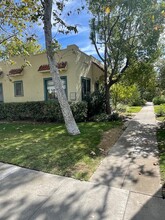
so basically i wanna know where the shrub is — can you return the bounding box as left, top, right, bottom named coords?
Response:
left=70, top=101, right=87, bottom=122
left=85, top=90, right=106, bottom=118
left=131, top=98, right=146, bottom=106
left=116, top=104, right=127, bottom=113
left=156, top=104, right=165, bottom=117
left=90, top=113, right=110, bottom=122
left=90, top=112, right=120, bottom=122
left=0, top=101, right=87, bottom=122
left=41, top=101, right=62, bottom=122
left=111, top=83, right=143, bottom=107
left=153, top=96, right=165, bottom=105
left=109, top=112, right=120, bottom=121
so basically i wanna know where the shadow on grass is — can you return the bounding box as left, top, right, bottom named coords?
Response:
left=0, top=104, right=164, bottom=220
left=0, top=122, right=121, bottom=180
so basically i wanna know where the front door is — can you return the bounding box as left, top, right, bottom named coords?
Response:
left=0, top=84, right=4, bottom=102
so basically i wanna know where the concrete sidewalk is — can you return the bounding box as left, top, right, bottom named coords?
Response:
left=0, top=103, right=165, bottom=220
left=90, top=103, right=161, bottom=196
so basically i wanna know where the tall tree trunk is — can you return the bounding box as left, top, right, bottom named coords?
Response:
left=105, top=84, right=111, bottom=114
left=104, top=61, right=111, bottom=115
left=43, top=0, right=80, bottom=135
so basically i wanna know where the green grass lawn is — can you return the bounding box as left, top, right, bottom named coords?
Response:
left=154, top=104, right=165, bottom=121
left=157, top=126, right=165, bottom=182
left=126, top=106, right=142, bottom=114
left=0, top=121, right=122, bottom=180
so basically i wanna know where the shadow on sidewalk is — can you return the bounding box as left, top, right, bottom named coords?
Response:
left=0, top=167, right=128, bottom=220
left=124, top=189, right=165, bottom=220
left=90, top=120, right=161, bottom=195
left=0, top=165, right=164, bottom=220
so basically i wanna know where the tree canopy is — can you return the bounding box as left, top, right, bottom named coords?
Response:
left=88, top=0, right=165, bottom=113
left=0, top=0, right=41, bottom=59
left=157, top=60, right=165, bottom=93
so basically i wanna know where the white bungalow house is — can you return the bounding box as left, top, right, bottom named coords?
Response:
left=0, top=44, right=104, bottom=103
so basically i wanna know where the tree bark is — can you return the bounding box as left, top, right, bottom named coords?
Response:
left=105, top=84, right=111, bottom=114
left=104, top=57, right=111, bottom=114
left=42, top=0, right=80, bottom=135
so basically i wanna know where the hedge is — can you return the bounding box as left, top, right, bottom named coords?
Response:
left=0, top=101, right=88, bottom=122
left=153, top=95, right=165, bottom=105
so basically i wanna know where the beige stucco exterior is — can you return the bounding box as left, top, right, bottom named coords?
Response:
left=0, top=45, right=104, bottom=103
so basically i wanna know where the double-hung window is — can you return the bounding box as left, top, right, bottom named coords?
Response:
left=14, top=81, right=24, bottom=97
left=81, top=77, right=91, bottom=101
left=44, top=77, right=67, bottom=101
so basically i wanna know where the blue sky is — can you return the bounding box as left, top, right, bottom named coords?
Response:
left=36, top=0, right=98, bottom=58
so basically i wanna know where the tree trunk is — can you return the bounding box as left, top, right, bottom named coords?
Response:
left=104, top=61, right=111, bottom=115
left=105, top=84, right=111, bottom=114
left=43, top=0, right=80, bottom=135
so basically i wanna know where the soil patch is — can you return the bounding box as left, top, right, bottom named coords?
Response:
left=98, top=126, right=124, bottom=155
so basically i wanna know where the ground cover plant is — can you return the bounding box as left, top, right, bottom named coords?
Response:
left=0, top=122, right=122, bottom=180
left=154, top=104, right=165, bottom=121
left=156, top=123, right=165, bottom=182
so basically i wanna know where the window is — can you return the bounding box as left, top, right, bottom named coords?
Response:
left=46, top=80, right=56, bottom=100
left=14, top=81, right=24, bottom=96
left=44, top=77, right=67, bottom=101
left=0, top=83, right=4, bottom=102
left=81, top=77, right=91, bottom=101
left=95, top=81, right=99, bottom=91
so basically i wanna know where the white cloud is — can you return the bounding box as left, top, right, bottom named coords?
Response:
left=80, top=44, right=93, bottom=54
left=77, top=25, right=89, bottom=33
left=80, top=44, right=103, bottom=58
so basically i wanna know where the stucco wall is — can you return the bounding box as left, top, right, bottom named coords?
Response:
left=0, top=45, right=104, bottom=103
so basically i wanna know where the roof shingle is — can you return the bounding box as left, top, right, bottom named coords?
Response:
left=38, top=62, right=67, bottom=72
left=9, top=68, right=23, bottom=76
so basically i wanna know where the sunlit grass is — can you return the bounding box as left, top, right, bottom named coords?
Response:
left=0, top=121, right=122, bottom=180
left=126, top=106, right=142, bottom=114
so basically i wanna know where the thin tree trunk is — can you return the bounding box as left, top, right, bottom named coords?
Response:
left=105, top=84, right=111, bottom=114
left=104, top=61, right=111, bottom=115
left=43, top=0, right=80, bottom=135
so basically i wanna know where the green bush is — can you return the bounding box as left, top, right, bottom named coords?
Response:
left=156, top=104, right=165, bottom=117
left=85, top=90, right=106, bottom=118
left=90, top=113, right=110, bottom=122
left=0, top=101, right=87, bottom=122
left=111, top=83, right=144, bottom=107
left=70, top=101, right=87, bottom=122
left=116, top=104, right=127, bottom=113
left=153, top=96, right=165, bottom=105
left=109, top=112, right=120, bottom=121
left=90, top=112, right=120, bottom=122
left=131, top=98, right=146, bottom=106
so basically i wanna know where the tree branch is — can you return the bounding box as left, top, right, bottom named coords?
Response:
left=107, top=15, right=119, bottom=43
left=92, top=37, right=105, bottom=63
left=121, top=58, right=129, bottom=74
left=0, top=33, right=17, bottom=45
